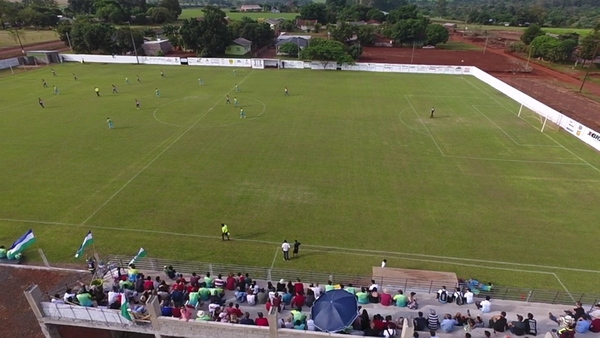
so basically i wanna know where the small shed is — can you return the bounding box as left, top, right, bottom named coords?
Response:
left=142, top=39, right=172, bottom=56
left=226, top=38, right=252, bottom=56
left=26, top=50, right=61, bottom=64
left=276, top=37, right=309, bottom=55
left=240, top=5, right=262, bottom=12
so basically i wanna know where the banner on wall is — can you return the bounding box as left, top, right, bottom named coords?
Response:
left=252, top=59, right=264, bottom=69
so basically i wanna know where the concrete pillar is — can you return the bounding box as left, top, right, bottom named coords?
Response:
left=146, top=295, right=162, bottom=335
left=23, top=284, right=62, bottom=338
left=267, top=307, right=278, bottom=338
left=400, top=317, right=414, bottom=338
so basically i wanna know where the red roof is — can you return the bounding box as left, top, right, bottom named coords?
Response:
left=296, top=19, right=317, bottom=26
left=367, top=19, right=381, bottom=25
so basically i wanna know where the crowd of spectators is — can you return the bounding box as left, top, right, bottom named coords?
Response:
left=48, top=265, right=600, bottom=337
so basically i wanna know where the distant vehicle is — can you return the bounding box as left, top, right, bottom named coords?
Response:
left=422, top=45, right=435, bottom=49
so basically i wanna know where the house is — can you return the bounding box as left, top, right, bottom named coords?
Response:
left=225, top=38, right=252, bottom=56
left=367, top=19, right=381, bottom=26
left=296, top=19, right=317, bottom=31
left=276, top=37, right=309, bottom=55
left=265, top=18, right=284, bottom=30
left=348, top=21, right=367, bottom=27
left=142, top=39, right=172, bottom=56
left=374, top=33, right=393, bottom=47
left=443, top=23, right=457, bottom=32
left=240, top=5, right=262, bottom=12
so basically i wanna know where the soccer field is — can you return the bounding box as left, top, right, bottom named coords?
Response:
left=1, top=64, right=599, bottom=292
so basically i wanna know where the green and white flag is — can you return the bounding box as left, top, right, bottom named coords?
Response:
left=120, top=293, right=132, bottom=321
left=129, top=247, right=146, bottom=265
left=74, top=231, right=93, bottom=258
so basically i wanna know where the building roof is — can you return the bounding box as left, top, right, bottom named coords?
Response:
left=240, top=5, right=262, bottom=10
left=348, top=21, right=367, bottom=26
left=276, top=37, right=309, bottom=48
left=366, top=19, right=381, bottom=25
left=296, top=19, right=317, bottom=26
left=231, top=37, right=252, bottom=47
left=277, top=33, right=312, bottom=41
left=265, top=18, right=283, bottom=25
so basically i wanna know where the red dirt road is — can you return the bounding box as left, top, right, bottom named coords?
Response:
left=0, top=40, right=67, bottom=59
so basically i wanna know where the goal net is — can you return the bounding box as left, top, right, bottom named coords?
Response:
left=518, top=105, right=559, bottom=132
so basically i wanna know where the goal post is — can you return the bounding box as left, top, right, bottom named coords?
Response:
left=518, top=104, right=559, bottom=132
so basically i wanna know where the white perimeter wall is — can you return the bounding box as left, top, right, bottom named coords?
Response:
left=58, top=54, right=600, bottom=152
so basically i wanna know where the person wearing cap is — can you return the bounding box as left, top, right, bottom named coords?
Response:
left=281, top=240, right=291, bottom=261
left=196, top=310, right=211, bottom=321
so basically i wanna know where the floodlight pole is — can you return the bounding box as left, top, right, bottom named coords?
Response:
left=411, top=41, right=415, bottom=64
left=579, top=41, right=600, bottom=93
left=65, top=31, right=73, bottom=51
left=128, top=22, right=140, bottom=64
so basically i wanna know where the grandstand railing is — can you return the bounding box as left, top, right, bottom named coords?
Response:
left=101, top=254, right=599, bottom=307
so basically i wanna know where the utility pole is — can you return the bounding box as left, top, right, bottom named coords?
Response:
left=483, top=35, right=489, bottom=54
left=525, top=45, right=534, bottom=71
left=411, top=41, right=416, bottom=64
left=128, top=22, right=140, bottom=64
left=65, top=31, right=73, bottom=51
left=579, top=41, right=600, bottom=93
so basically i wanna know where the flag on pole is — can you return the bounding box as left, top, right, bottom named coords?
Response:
left=74, top=231, right=93, bottom=258
left=7, top=229, right=36, bottom=259
left=129, top=247, right=146, bottom=265
left=120, top=293, right=132, bottom=321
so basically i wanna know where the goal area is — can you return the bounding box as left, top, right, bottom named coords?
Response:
left=517, top=104, right=560, bottom=132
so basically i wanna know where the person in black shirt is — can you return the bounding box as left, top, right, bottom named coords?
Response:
left=524, top=313, right=537, bottom=336
left=509, top=314, right=526, bottom=336
left=413, top=311, right=428, bottom=331
left=364, top=321, right=380, bottom=337
left=293, top=240, right=301, bottom=258
left=489, top=311, right=509, bottom=333
left=564, top=302, right=587, bottom=320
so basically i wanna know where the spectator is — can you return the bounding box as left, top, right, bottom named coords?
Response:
left=282, top=240, right=291, bottom=261
left=190, top=272, right=200, bottom=285
left=325, top=280, right=335, bottom=292
left=76, top=288, right=93, bottom=307
left=356, top=287, right=369, bottom=304
left=436, top=286, right=448, bottom=304
left=51, top=294, right=64, bottom=304
left=558, top=324, right=575, bottom=338
left=589, top=304, right=600, bottom=319
left=360, top=309, right=371, bottom=331
left=305, top=288, right=315, bottom=307
left=291, top=307, right=306, bottom=323
left=276, top=279, right=286, bottom=292
left=369, top=279, right=379, bottom=291
left=427, top=309, right=440, bottom=331
left=235, top=286, right=247, bottom=303
left=160, top=300, right=173, bottom=316
left=287, top=281, right=294, bottom=294
left=414, top=311, right=428, bottom=331
left=307, top=315, right=316, bottom=331
left=346, top=283, right=356, bottom=295
left=294, top=320, right=306, bottom=330
left=476, top=296, right=492, bottom=313
left=164, top=265, right=176, bottom=280
left=187, top=288, right=200, bottom=309
left=284, top=317, right=294, bottom=329
left=549, top=313, right=575, bottom=329
left=381, top=259, right=387, bottom=268
left=575, top=317, right=591, bottom=333
left=310, top=283, right=321, bottom=298
left=171, top=304, right=182, bottom=318
left=464, top=289, right=474, bottom=304
left=143, top=276, right=154, bottom=291
left=489, top=311, right=508, bottom=333
left=429, top=330, right=439, bottom=338
left=282, top=290, right=292, bottom=305
left=63, top=288, right=75, bottom=303
left=524, top=313, right=537, bottom=335
left=246, top=289, right=256, bottom=305
left=364, top=321, right=381, bottom=337
left=198, top=283, right=210, bottom=302
left=393, top=290, right=407, bottom=307
left=294, top=278, right=305, bottom=295
left=407, top=292, right=418, bottom=309
left=240, top=312, right=255, bottom=325
left=380, top=289, right=392, bottom=306
left=256, top=288, right=267, bottom=304
left=453, top=287, right=465, bottom=305
left=368, top=288, right=380, bottom=304
left=195, top=310, right=210, bottom=321
left=291, top=292, right=304, bottom=309
left=204, top=272, right=213, bottom=287
left=255, top=312, right=269, bottom=326
left=272, top=293, right=282, bottom=312
left=509, top=314, right=526, bottom=336
left=440, top=313, right=458, bottom=333
left=372, top=314, right=386, bottom=332
left=453, top=312, right=467, bottom=326
left=244, top=273, right=253, bottom=289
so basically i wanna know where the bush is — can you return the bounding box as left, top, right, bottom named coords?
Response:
left=155, top=50, right=164, bottom=56
left=506, top=41, right=527, bottom=53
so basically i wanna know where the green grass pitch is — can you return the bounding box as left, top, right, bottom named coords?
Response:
left=1, top=63, right=599, bottom=292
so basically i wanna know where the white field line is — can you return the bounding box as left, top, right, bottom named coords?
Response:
left=471, top=105, right=561, bottom=148
left=463, top=77, right=600, bottom=173
left=0, top=263, right=88, bottom=273
left=552, top=273, right=575, bottom=302
left=2, top=217, right=600, bottom=275
left=398, top=108, right=428, bottom=135
left=406, top=95, right=487, bottom=99
left=270, top=247, right=279, bottom=269
left=80, top=71, right=255, bottom=225
left=404, top=95, right=584, bottom=166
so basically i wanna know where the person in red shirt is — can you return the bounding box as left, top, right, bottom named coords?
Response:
left=143, top=276, right=154, bottom=291
left=265, top=299, right=272, bottom=312
left=372, top=314, right=386, bottom=332
left=291, top=292, right=305, bottom=309
left=172, top=281, right=184, bottom=292
left=380, top=289, right=392, bottom=306
left=272, top=294, right=282, bottom=313
left=255, top=312, right=269, bottom=326
left=176, top=274, right=187, bottom=284
left=233, top=303, right=243, bottom=318
left=294, top=278, right=305, bottom=296
left=171, top=305, right=182, bottom=318
left=226, top=274, right=236, bottom=291
left=190, top=272, right=200, bottom=286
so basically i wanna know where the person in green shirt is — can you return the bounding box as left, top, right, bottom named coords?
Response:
left=198, top=285, right=210, bottom=301
left=345, top=283, right=356, bottom=295
left=95, top=87, right=100, bottom=97
left=76, top=292, right=93, bottom=307
left=393, top=290, right=408, bottom=307
left=325, top=280, right=335, bottom=292
left=196, top=310, right=210, bottom=321
left=356, top=287, right=369, bottom=304
left=0, top=246, right=6, bottom=258
left=291, top=308, right=305, bottom=323
left=188, top=290, right=200, bottom=308
left=204, top=272, right=213, bottom=287
left=221, top=224, right=230, bottom=241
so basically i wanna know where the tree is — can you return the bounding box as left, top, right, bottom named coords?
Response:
left=520, top=24, right=545, bottom=45
left=70, top=19, right=116, bottom=53
left=434, top=0, right=447, bottom=18
left=530, top=35, right=560, bottom=59
left=162, top=24, right=182, bottom=49
left=371, top=0, right=406, bottom=12
left=424, top=24, right=449, bottom=46
left=387, top=4, right=418, bottom=24
left=278, top=41, right=299, bottom=56
left=114, top=27, right=144, bottom=54
left=158, top=0, right=181, bottom=20
left=329, top=21, right=353, bottom=43
left=280, top=19, right=295, bottom=32
left=299, top=38, right=354, bottom=67
left=147, top=6, right=173, bottom=24
left=68, top=0, right=95, bottom=14
left=56, top=20, right=72, bottom=47
left=347, top=43, right=362, bottom=60
left=300, top=3, right=327, bottom=24
left=577, top=34, right=600, bottom=66
left=180, top=7, right=230, bottom=56
left=357, top=25, right=375, bottom=46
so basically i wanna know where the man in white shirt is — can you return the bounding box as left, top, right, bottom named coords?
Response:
left=246, top=291, right=256, bottom=305
left=281, top=240, right=291, bottom=261
left=310, top=283, right=321, bottom=299
left=476, top=295, right=492, bottom=313
left=381, top=259, right=387, bottom=268
left=108, top=287, right=119, bottom=305
left=63, top=289, right=75, bottom=303
left=369, top=280, right=379, bottom=291
left=464, top=289, right=474, bottom=304
left=51, top=294, right=64, bottom=304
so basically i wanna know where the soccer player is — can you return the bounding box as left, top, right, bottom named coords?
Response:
left=95, top=87, right=100, bottom=97
left=135, top=99, right=140, bottom=110
left=225, top=95, right=231, bottom=104
left=293, top=240, right=301, bottom=258
left=42, top=79, right=47, bottom=88
left=233, top=69, right=236, bottom=77
left=198, top=78, right=203, bottom=85
left=155, top=88, right=160, bottom=98
left=51, top=68, right=56, bottom=77
left=38, top=98, right=45, bottom=108
left=239, top=108, right=245, bottom=119
left=430, top=107, right=435, bottom=118
left=136, top=75, right=141, bottom=82
left=107, top=117, right=113, bottom=129
left=73, top=73, right=77, bottom=81
left=112, top=84, right=118, bottom=94
left=285, top=87, right=289, bottom=96
left=234, top=97, right=238, bottom=107
left=125, top=77, right=130, bottom=84
left=53, top=85, right=59, bottom=95
left=160, top=70, right=165, bottom=78
left=235, top=84, right=239, bottom=92
left=221, top=223, right=230, bottom=241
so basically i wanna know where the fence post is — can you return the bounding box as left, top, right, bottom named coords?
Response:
left=552, top=292, right=559, bottom=304
left=404, top=279, right=408, bottom=292
left=267, top=269, right=272, bottom=282
left=209, top=264, right=213, bottom=277
left=428, top=281, right=433, bottom=294
left=149, top=258, right=156, bottom=271
left=329, top=275, right=333, bottom=283
left=38, top=248, right=50, bottom=267
left=525, top=290, right=533, bottom=302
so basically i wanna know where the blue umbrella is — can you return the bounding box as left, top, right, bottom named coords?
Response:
left=311, top=289, right=358, bottom=332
